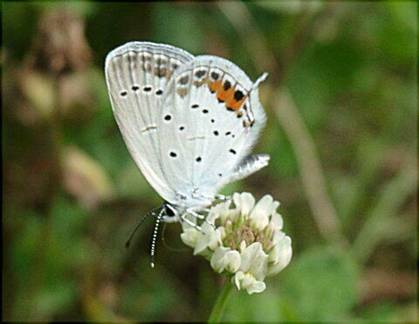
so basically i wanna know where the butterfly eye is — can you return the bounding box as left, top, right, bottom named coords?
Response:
left=195, top=157, right=202, bottom=162
left=169, top=151, right=177, bottom=158
left=164, top=114, right=172, bottom=121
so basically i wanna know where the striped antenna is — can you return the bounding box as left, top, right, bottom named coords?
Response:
left=125, top=206, right=160, bottom=249
left=150, top=207, right=165, bottom=268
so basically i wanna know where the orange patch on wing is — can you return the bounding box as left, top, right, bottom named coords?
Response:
left=209, top=80, right=222, bottom=93
left=217, top=87, right=234, bottom=103
left=226, top=96, right=246, bottom=111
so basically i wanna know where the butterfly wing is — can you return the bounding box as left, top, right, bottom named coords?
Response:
left=105, top=41, right=194, bottom=203
left=158, top=55, right=268, bottom=207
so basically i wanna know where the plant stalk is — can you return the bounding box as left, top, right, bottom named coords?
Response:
left=208, top=280, right=233, bottom=323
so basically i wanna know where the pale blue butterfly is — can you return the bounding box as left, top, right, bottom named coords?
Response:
left=105, top=41, right=269, bottom=265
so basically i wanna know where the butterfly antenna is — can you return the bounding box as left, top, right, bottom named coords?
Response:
left=125, top=207, right=159, bottom=248
left=150, top=207, right=165, bottom=268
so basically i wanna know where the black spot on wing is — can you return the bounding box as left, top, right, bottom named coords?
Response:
left=234, top=90, right=245, bottom=101
left=179, top=75, right=189, bottom=85
left=195, top=70, right=206, bottom=78
left=211, top=72, right=220, bottom=80
left=223, top=80, right=231, bottom=90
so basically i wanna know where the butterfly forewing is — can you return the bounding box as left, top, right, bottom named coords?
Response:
left=105, top=42, right=194, bottom=203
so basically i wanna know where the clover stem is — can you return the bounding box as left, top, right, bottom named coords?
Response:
left=208, top=279, right=233, bottom=323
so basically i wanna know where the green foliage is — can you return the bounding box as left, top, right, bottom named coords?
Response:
left=218, top=246, right=359, bottom=322
left=8, top=197, right=89, bottom=320
left=280, top=246, right=359, bottom=321
left=3, top=1, right=416, bottom=322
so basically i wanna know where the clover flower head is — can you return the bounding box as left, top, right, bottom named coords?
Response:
left=180, top=192, right=292, bottom=294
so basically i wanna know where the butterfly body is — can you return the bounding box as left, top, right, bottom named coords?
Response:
left=105, top=41, right=269, bottom=218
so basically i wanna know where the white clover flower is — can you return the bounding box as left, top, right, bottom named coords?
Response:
left=180, top=192, right=292, bottom=294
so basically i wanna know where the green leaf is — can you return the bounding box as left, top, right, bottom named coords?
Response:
left=280, top=246, right=359, bottom=321
left=223, top=288, right=282, bottom=321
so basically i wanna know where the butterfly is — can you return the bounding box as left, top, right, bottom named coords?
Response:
left=105, top=42, right=269, bottom=262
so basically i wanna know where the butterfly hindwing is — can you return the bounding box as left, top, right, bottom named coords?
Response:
left=158, top=56, right=267, bottom=205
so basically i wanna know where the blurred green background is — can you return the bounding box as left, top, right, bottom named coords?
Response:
left=2, top=1, right=417, bottom=322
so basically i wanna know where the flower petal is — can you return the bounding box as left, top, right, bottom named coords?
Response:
left=270, top=211, right=283, bottom=230
left=267, top=235, right=292, bottom=276
left=246, top=279, right=266, bottom=294
left=233, top=192, right=255, bottom=216
left=225, top=250, right=241, bottom=273
left=210, top=247, right=241, bottom=273
left=239, top=242, right=268, bottom=280
left=233, top=271, right=245, bottom=290
left=233, top=271, right=266, bottom=294
left=193, top=227, right=222, bottom=255
left=180, top=228, right=200, bottom=248
left=249, top=195, right=274, bottom=230
left=271, top=230, right=286, bottom=246
left=208, top=200, right=231, bottom=222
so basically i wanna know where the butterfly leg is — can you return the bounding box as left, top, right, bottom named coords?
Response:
left=162, top=216, right=178, bottom=223
left=192, top=191, right=230, bottom=203
left=180, top=213, right=202, bottom=231
left=186, top=208, right=215, bottom=229
left=186, top=209, right=205, bottom=219
left=215, top=194, right=230, bottom=201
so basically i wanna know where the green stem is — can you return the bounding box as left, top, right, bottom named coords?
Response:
left=208, top=280, right=233, bottom=324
